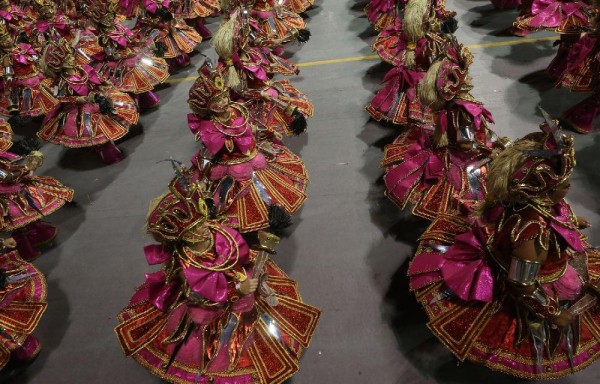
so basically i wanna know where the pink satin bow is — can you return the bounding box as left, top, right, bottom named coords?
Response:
left=188, top=115, right=255, bottom=156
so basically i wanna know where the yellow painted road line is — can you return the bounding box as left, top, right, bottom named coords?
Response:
left=467, top=35, right=557, bottom=49
left=297, top=54, right=379, bottom=67
left=166, top=35, right=557, bottom=83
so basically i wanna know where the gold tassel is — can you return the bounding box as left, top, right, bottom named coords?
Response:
left=403, top=0, right=428, bottom=68
left=433, top=126, right=449, bottom=148
left=486, top=140, right=539, bottom=202
left=403, top=50, right=416, bottom=68
left=404, top=0, right=428, bottom=43
left=418, top=61, right=443, bottom=110
left=213, top=18, right=240, bottom=87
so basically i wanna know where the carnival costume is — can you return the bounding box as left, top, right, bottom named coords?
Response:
left=37, top=39, right=139, bottom=163
left=408, top=121, right=600, bottom=378
left=169, top=0, right=220, bottom=39
left=240, top=0, right=310, bottom=44
left=511, top=0, right=596, bottom=36
left=130, top=0, right=202, bottom=71
left=0, top=23, right=56, bottom=120
left=0, top=240, right=47, bottom=371
left=366, top=0, right=457, bottom=127
left=82, top=0, right=170, bottom=110
left=115, top=174, right=321, bottom=384
left=0, top=0, right=32, bottom=37
left=381, top=39, right=497, bottom=220
left=552, top=2, right=599, bottom=133
left=187, top=65, right=308, bottom=233
left=0, top=121, right=73, bottom=260
left=211, top=14, right=312, bottom=137
left=25, top=0, right=75, bottom=49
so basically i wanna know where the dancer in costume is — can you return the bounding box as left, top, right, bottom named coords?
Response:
left=0, top=237, right=47, bottom=372
left=408, top=120, right=600, bottom=378
left=131, top=0, right=202, bottom=71
left=211, top=15, right=312, bottom=137
left=0, top=120, right=74, bottom=260
left=238, top=0, right=311, bottom=44
left=382, top=39, right=496, bottom=219
left=115, top=173, right=321, bottom=384
left=511, top=0, right=596, bottom=36
left=366, top=0, right=457, bottom=127
left=37, top=39, right=139, bottom=163
left=187, top=64, right=308, bottom=232
left=25, top=0, right=76, bottom=48
left=553, top=0, right=599, bottom=133
left=169, top=0, right=219, bottom=39
left=82, top=0, right=170, bottom=110
left=0, top=0, right=32, bottom=38
left=0, top=23, right=56, bottom=121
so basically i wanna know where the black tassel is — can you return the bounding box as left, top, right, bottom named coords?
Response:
left=157, top=7, right=173, bottom=21
left=268, top=205, right=292, bottom=231
left=9, top=137, right=40, bottom=156
left=441, top=18, right=459, bottom=34
left=17, top=32, right=29, bottom=44
left=94, top=95, right=115, bottom=116
left=163, top=322, right=194, bottom=372
left=290, top=109, right=307, bottom=135
left=0, top=269, right=7, bottom=290
left=297, top=29, right=311, bottom=43
left=7, top=115, right=29, bottom=129
left=154, top=41, right=168, bottom=58
left=24, top=191, right=44, bottom=216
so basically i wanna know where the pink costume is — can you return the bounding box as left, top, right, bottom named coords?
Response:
left=553, top=9, right=599, bottom=133
left=115, top=179, right=321, bottom=384
left=0, top=25, right=56, bottom=118
left=408, top=127, right=600, bottom=378
left=382, top=41, right=496, bottom=220
left=0, top=248, right=47, bottom=370
left=0, top=120, right=73, bottom=261
left=187, top=65, right=308, bottom=232
left=38, top=41, right=139, bottom=163
left=366, top=1, right=456, bottom=126
left=513, top=0, right=596, bottom=36
left=81, top=0, right=170, bottom=109
left=131, top=0, right=202, bottom=71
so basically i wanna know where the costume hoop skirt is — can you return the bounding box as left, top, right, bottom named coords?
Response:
left=0, top=152, right=74, bottom=231
left=0, top=250, right=47, bottom=369
left=38, top=87, right=139, bottom=148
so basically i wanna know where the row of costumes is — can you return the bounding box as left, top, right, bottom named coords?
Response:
left=0, top=0, right=321, bottom=381
left=0, top=0, right=217, bottom=373
left=111, top=0, right=323, bottom=383
left=363, top=0, right=600, bottom=379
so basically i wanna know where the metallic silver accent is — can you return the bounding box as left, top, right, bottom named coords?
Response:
left=267, top=17, right=277, bottom=34
left=530, top=323, right=546, bottom=374
left=3, top=66, right=14, bottom=76
left=466, top=165, right=481, bottom=199
left=219, top=315, right=238, bottom=347
left=252, top=174, right=272, bottom=205
left=457, top=125, right=475, bottom=142
left=83, top=111, right=93, bottom=137
left=564, top=322, right=575, bottom=368
left=507, top=257, right=542, bottom=286
left=22, top=89, right=32, bottom=111
left=7, top=272, right=35, bottom=283
left=0, top=169, right=9, bottom=181
left=531, top=287, right=548, bottom=305
left=431, top=244, right=449, bottom=253
left=76, top=48, right=91, bottom=61
left=261, top=314, right=282, bottom=340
